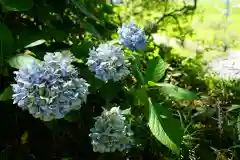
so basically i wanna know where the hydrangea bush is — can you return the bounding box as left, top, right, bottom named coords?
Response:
left=7, top=21, right=198, bottom=156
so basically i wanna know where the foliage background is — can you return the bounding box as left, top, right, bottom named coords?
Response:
left=1, top=0, right=240, bottom=159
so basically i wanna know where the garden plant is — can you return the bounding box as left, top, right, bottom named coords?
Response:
left=1, top=0, right=240, bottom=159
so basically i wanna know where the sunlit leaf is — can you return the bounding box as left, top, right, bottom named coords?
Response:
left=145, top=56, right=166, bottom=82
left=24, top=39, right=46, bottom=48
left=227, top=105, right=240, bottom=112
left=148, top=98, right=183, bottom=154
left=7, top=54, right=40, bottom=69
left=149, top=82, right=198, bottom=100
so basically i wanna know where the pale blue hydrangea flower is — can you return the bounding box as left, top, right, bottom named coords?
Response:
left=86, top=43, right=130, bottom=82
left=12, top=52, right=90, bottom=121
left=89, top=107, right=134, bottom=153
left=118, top=22, right=147, bottom=50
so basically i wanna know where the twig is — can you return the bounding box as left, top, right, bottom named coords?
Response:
left=156, top=0, right=198, bottom=25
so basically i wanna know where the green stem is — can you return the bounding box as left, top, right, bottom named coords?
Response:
left=131, top=54, right=145, bottom=85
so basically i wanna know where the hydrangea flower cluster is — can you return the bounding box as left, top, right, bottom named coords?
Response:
left=86, top=43, right=130, bottom=82
left=89, top=107, right=134, bottom=153
left=118, top=22, right=147, bottom=50
left=12, top=52, right=90, bottom=121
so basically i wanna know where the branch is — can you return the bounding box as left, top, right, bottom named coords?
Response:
left=156, top=0, right=197, bottom=25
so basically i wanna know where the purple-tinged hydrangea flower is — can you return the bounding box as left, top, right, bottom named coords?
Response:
left=86, top=43, right=130, bottom=82
left=12, top=52, right=90, bottom=121
left=118, top=22, right=147, bottom=50
left=89, top=107, right=134, bottom=153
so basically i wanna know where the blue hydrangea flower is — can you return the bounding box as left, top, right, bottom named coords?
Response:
left=89, top=107, right=134, bottom=153
left=12, top=52, right=90, bottom=121
left=86, top=43, right=130, bottom=82
left=118, top=22, right=147, bottom=50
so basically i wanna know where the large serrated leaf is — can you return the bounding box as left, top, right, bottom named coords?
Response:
left=148, top=98, right=183, bottom=154
left=151, top=82, right=198, bottom=100
left=145, top=56, right=166, bottom=82
left=0, top=0, right=33, bottom=11
left=7, top=54, right=40, bottom=69
left=0, top=86, right=13, bottom=101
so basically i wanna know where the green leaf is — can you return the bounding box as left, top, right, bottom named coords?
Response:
left=148, top=98, right=183, bottom=154
left=0, top=0, right=33, bottom=11
left=81, top=22, right=101, bottom=38
left=70, top=0, right=99, bottom=21
left=24, top=39, right=46, bottom=48
left=16, top=29, right=43, bottom=49
left=7, top=54, right=40, bottom=69
left=0, top=86, right=13, bottom=101
left=133, top=87, right=149, bottom=119
left=0, top=23, right=14, bottom=55
left=44, top=28, right=67, bottom=42
left=145, top=56, right=166, bottom=82
left=64, top=111, right=80, bottom=122
left=72, top=40, right=94, bottom=59
left=227, top=105, right=240, bottom=112
left=133, top=88, right=149, bottom=106
left=99, top=81, right=121, bottom=101
left=150, top=82, right=198, bottom=100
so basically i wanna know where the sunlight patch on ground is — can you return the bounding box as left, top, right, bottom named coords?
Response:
left=208, top=51, right=240, bottom=80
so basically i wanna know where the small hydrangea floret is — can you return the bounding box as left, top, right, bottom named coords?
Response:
left=12, top=52, right=90, bottom=121
left=118, top=22, right=147, bottom=50
left=86, top=43, right=130, bottom=82
left=89, top=107, right=134, bottom=153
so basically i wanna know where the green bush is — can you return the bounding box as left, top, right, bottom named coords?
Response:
left=1, top=0, right=240, bottom=160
